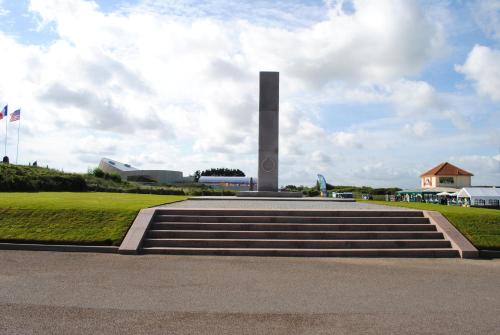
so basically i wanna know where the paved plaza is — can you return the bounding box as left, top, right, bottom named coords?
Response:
left=159, top=199, right=415, bottom=210
left=0, top=250, right=499, bottom=334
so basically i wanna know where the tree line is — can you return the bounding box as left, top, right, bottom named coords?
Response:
left=194, top=168, right=245, bottom=182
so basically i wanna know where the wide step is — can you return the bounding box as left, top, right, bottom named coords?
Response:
left=150, top=223, right=437, bottom=231
left=154, top=216, right=429, bottom=224
left=147, top=230, right=444, bottom=240
left=143, top=239, right=451, bottom=249
left=155, top=209, right=424, bottom=217
left=142, top=247, right=459, bottom=257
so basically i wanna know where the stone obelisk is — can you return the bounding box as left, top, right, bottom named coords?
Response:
left=258, top=71, right=279, bottom=192
left=237, top=71, right=301, bottom=197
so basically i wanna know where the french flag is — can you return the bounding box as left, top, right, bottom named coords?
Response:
left=0, top=105, right=7, bottom=121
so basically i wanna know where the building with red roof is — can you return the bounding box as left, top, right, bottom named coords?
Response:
left=420, top=162, right=473, bottom=189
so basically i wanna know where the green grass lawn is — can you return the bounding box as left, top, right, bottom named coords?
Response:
left=362, top=201, right=500, bottom=250
left=0, top=192, right=187, bottom=246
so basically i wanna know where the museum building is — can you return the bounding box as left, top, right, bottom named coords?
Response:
left=98, top=158, right=192, bottom=184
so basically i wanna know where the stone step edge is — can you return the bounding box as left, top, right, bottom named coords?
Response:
left=154, top=218, right=426, bottom=222
left=146, top=232, right=444, bottom=240
left=144, top=238, right=448, bottom=242
left=422, top=211, right=479, bottom=259
left=153, top=218, right=430, bottom=224
left=150, top=223, right=436, bottom=229
left=141, top=247, right=459, bottom=257
left=0, top=243, right=118, bottom=253
left=147, top=230, right=443, bottom=234
left=154, top=209, right=423, bottom=217
left=143, top=239, right=452, bottom=249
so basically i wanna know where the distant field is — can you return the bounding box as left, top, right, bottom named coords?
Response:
left=362, top=201, right=500, bottom=250
left=0, top=192, right=187, bottom=246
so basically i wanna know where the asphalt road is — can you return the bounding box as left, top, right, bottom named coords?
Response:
left=0, top=251, right=499, bottom=334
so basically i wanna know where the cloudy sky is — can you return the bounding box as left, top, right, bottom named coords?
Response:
left=0, top=0, right=499, bottom=188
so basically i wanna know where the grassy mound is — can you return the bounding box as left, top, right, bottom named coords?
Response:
left=0, top=164, right=235, bottom=196
left=0, top=192, right=187, bottom=246
left=363, top=201, right=500, bottom=250
left=0, top=164, right=89, bottom=192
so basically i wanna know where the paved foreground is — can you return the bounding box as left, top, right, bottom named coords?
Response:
left=0, top=251, right=499, bottom=334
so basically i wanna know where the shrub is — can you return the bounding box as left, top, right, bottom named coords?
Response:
left=307, top=189, right=320, bottom=197
left=104, top=172, right=122, bottom=183
left=90, top=168, right=121, bottom=182
left=0, top=164, right=87, bottom=192
left=188, top=189, right=236, bottom=196
left=91, top=168, right=105, bottom=178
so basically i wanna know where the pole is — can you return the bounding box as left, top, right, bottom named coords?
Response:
left=4, top=111, right=7, bottom=157
left=16, top=116, right=20, bottom=164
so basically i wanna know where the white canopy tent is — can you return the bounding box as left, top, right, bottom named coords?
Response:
left=457, top=187, right=500, bottom=206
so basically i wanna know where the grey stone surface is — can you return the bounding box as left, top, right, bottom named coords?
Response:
left=424, top=210, right=479, bottom=259
left=0, top=250, right=499, bottom=334
left=159, top=199, right=415, bottom=210
left=190, top=196, right=354, bottom=202
left=258, top=71, right=279, bottom=192
left=118, top=208, right=155, bottom=254
left=237, top=191, right=302, bottom=198
left=0, top=243, right=117, bottom=253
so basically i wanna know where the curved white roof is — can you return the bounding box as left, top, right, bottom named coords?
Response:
left=457, top=187, right=500, bottom=198
left=100, top=158, right=138, bottom=172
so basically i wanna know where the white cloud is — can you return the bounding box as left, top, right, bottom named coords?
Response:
left=472, top=0, right=500, bottom=40
left=240, top=0, right=445, bottom=87
left=456, top=45, right=500, bottom=101
left=348, top=161, right=417, bottom=182
left=450, top=154, right=500, bottom=185
left=307, top=79, right=446, bottom=117
left=404, top=121, right=432, bottom=137
left=3, top=0, right=497, bottom=187
left=330, top=131, right=363, bottom=148
left=388, top=80, right=443, bottom=115
left=452, top=154, right=500, bottom=174
left=0, top=0, right=9, bottom=16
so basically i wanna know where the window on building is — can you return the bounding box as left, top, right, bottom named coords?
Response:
left=473, top=199, right=486, bottom=206
left=423, top=177, right=432, bottom=186
left=488, top=199, right=499, bottom=207
left=439, top=177, right=454, bottom=184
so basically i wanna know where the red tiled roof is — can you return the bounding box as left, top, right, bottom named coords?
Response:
left=420, top=162, right=474, bottom=177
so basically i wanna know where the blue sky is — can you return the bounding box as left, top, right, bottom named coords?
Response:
left=0, top=0, right=499, bottom=188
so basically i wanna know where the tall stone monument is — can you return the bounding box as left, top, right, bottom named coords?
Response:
left=258, top=72, right=279, bottom=192
left=238, top=71, right=301, bottom=197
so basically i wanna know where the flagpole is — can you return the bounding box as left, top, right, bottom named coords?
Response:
left=16, top=116, right=20, bottom=164
left=4, top=111, right=7, bottom=157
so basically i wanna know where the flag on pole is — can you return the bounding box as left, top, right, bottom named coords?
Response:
left=10, top=109, right=20, bottom=122
left=2, top=104, right=7, bottom=157
left=0, top=105, right=6, bottom=121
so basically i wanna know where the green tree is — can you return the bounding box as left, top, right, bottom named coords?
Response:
left=194, top=170, right=201, bottom=182
left=200, top=168, right=245, bottom=177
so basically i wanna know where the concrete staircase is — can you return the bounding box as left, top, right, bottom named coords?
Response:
left=139, top=209, right=459, bottom=257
